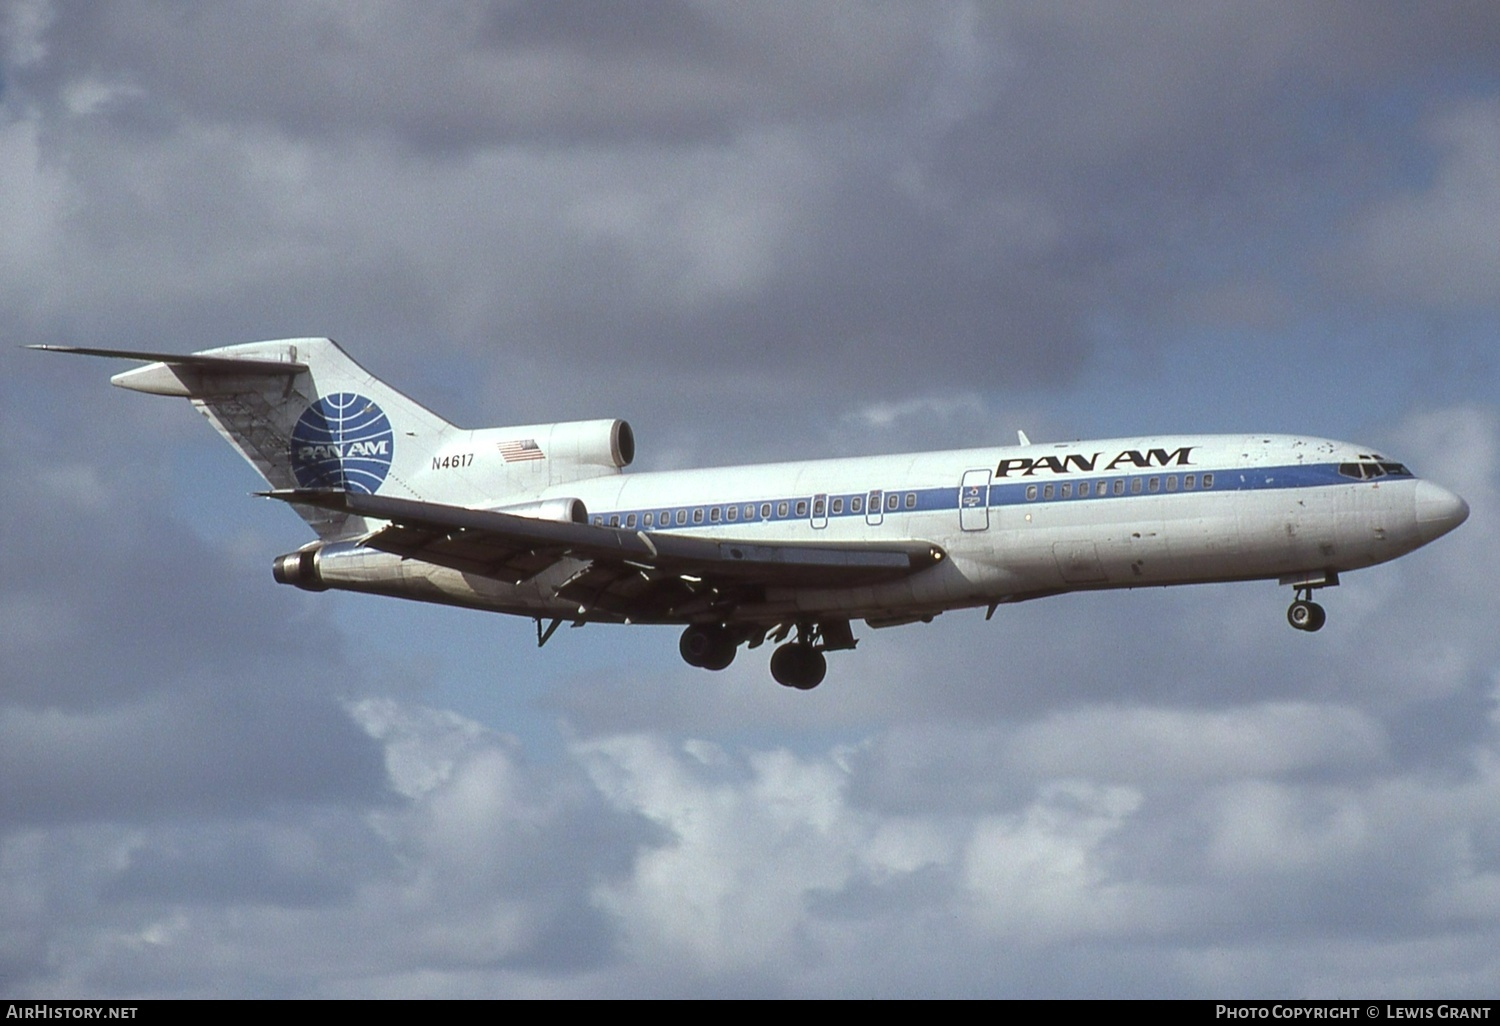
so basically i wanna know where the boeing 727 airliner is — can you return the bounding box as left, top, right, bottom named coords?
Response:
left=34, top=338, right=1469, bottom=689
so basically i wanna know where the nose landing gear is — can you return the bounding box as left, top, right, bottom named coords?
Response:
left=1285, top=583, right=1329, bottom=632
left=1287, top=595, right=1327, bottom=632
left=1282, top=572, right=1336, bottom=633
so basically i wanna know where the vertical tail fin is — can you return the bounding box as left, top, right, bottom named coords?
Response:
left=101, top=338, right=456, bottom=537
left=34, top=337, right=637, bottom=539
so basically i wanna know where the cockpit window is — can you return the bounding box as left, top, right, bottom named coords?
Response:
left=1338, top=461, right=1412, bottom=480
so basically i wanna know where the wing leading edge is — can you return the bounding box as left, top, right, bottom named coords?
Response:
left=263, top=488, right=946, bottom=621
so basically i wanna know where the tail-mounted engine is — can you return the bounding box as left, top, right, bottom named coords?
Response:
left=272, top=546, right=329, bottom=592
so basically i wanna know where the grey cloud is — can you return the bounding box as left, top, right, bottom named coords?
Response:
left=18, top=1, right=927, bottom=147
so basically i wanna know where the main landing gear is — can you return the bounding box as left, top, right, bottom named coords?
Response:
left=678, top=620, right=856, bottom=690
left=770, top=641, right=826, bottom=691
left=679, top=623, right=738, bottom=671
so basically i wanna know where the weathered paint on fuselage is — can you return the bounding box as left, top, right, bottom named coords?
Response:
left=312, top=433, right=1455, bottom=626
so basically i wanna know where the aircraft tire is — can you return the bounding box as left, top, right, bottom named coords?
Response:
left=681, top=624, right=736, bottom=670
left=1304, top=602, right=1327, bottom=632
left=701, top=636, right=737, bottom=671
left=1287, top=600, right=1325, bottom=632
left=770, top=643, right=826, bottom=690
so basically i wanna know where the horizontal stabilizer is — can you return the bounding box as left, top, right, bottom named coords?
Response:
left=27, top=345, right=308, bottom=375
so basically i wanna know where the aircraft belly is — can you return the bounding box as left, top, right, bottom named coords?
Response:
left=771, top=553, right=1012, bottom=619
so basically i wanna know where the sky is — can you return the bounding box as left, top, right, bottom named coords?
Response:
left=2, top=0, right=1499, bottom=999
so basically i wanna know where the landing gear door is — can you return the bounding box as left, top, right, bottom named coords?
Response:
left=960, top=469, right=991, bottom=531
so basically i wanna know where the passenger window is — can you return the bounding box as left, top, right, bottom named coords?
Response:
left=1184, top=474, right=1195, bottom=490
left=1202, top=473, right=1214, bottom=488
left=886, top=493, right=899, bottom=511
left=1095, top=481, right=1107, bottom=496
left=660, top=510, right=670, bottom=525
left=1149, top=477, right=1160, bottom=493
left=626, top=514, right=637, bottom=528
left=1043, top=484, right=1054, bottom=500
left=1131, top=478, right=1142, bottom=494
left=1026, top=485, right=1038, bottom=501
left=1061, top=483, right=1072, bottom=499
left=592, top=516, right=603, bottom=526
left=676, top=509, right=687, bottom=525
left=813, top=498, right=825, bottom=516
left=777, top=501, right=789, bottom=518
left=851, top=496, right=863, bottom=513
left=710, top=507, right=721, bottom=523
left=693, top=508, right=704, bottom=524
left=745, top=504, right=756, bottom=519
left=608, top=515, right=620, bottom=527
left=1166, top=476, right=1178, bottom=492
left=905, top=492, right=916, bottom=509
left=644, top=512, right=654, bottom=527
left=796, top=500, right=808, bottom=517
left=727, top=506, right=738, bottom=522
left=1113, top=479, right=1124, bottom=495
left=831, top=497, right=843, bottom=514
left=761, top=503, right=772, bottom=519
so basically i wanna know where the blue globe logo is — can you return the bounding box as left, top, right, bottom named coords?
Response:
left=290, top=393, right=395, bottom=494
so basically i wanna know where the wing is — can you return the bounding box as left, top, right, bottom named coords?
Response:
left=264, top=489, right=946, bottom=623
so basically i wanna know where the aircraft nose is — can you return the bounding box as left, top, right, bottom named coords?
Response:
left=1415, top=480, right=1470, bottom=543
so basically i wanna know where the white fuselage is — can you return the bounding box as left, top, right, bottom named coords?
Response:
left=313, top=432, right=1467, bottom=627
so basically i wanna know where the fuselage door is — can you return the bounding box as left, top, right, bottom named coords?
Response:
left=866, top=489, right=884, bottom=527
left=960, top=469, right=991, bottom=531
left=811, top=493, right=828, bottom=529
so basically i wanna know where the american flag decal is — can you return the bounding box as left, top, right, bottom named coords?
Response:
left=497, top=438, right=545, bottom=462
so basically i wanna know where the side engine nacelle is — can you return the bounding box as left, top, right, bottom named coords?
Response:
left=489, top=496, right=589, bottom=524
left=271, top=496, right=588, bottom=592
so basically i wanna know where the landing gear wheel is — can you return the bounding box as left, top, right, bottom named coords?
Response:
left=770, top=643, right=827, bottom=690
left=680, top=625, right=737, bottom=670
left=1287, top=600, right=1326, bottom=632
left=1304, top=602, right=1326, bottom=632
